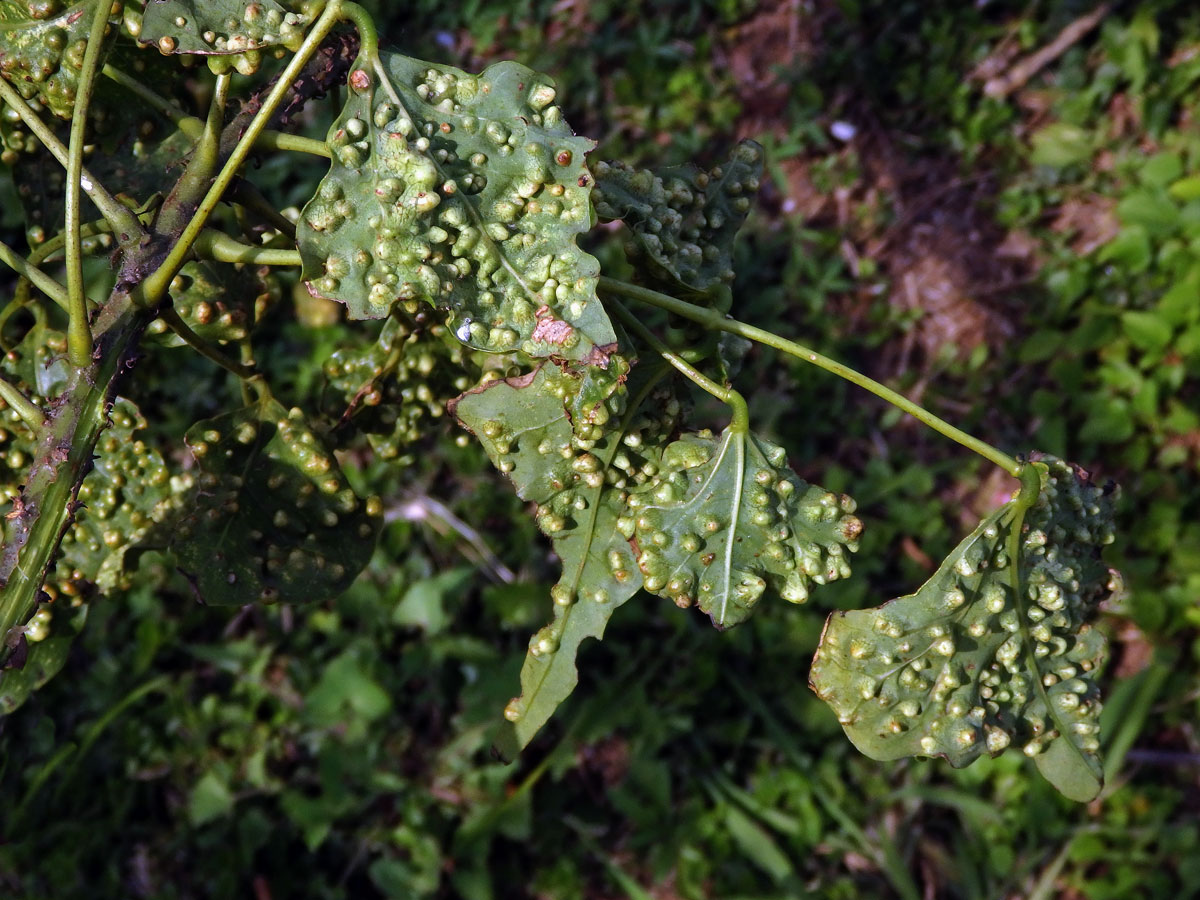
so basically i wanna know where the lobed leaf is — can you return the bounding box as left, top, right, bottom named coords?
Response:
left=297, top=51, right=617, bottom=363
left=170, top=398, right=383, bottom=606
left=452, top=363, right=678, bottom=758
left=628, top=427, right=861, bottom=627
left=810, top=455, right=1119, bottom=801
left=592, top=140, right=764, bottom=299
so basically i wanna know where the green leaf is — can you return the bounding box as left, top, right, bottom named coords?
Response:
left=137, top=0, right=308, bottom=60
left=169, top=398, right=383, bottom=605
left=1121, top=310, right=1173, bottom=353
left=592, top=140, right=763, bottom=299
left=810, top=455, right=1119, bottom=802
left=452, top=363, right=676, bottom=757
left=321, top=308, right=479, bottom=458
left=188, top=770, right=236, bottom=827
left=0, top=633, right=72, bottom=714
left=1029, top=123, right=1092, bottom=169
left=629, top=427, right=861, bottom=627
left=1116, top=189, right=1180, bottom=236
left=0, top=0, right=106, bottom=119
left=57, top=397, right=174, bottom=593
left=298, top=50, right=617, bottom=363
left=145, top=260, right=279, bottom=349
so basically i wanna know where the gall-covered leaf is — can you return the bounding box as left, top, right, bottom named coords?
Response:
left=297, top=51, right=617, bottom=362
left=170, top=399, right=383, bottom=606
left=0, top=0, right=107, bottom=119
left=810, top=455, right=1119, bottom=802
left=452, top=363, right=677, bottom=758
left=138, top=0, right=308, bottom=62
left=145, top=259, right=279, bottom=349
left=592, top=140, right=763, bottom=299
left=629, top=427, right=861, bottom=627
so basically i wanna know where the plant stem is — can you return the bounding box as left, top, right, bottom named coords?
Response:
left=609, top=300, right=748, bottom=433
left=158, top=306, right=257, bottom=380
left=599, top=276, right=1021, bottom=476
left=340, top=1, right=379, bottom=59
left=0, top=239, right=70, bottom=311
left=0, top=76, right=144, bottom=245
left=0, top=374, right=45, bottom=430
left=253, top=131, right=331, bottom=158
left=136, top=0, right=347, bottom=308
left=64, top=0, right=117, bottom=366
left=193, top=230, right=303, bottom=266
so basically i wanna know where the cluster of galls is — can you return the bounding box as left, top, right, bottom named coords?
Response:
left=811, top=453, right=1117, bottom=770
left=174, top=402, right=382, bottom=605
left=144, top=260, right=278, bottom=348
left=625, top=430, right=860, bottom=625
left=137, top=1, right=309, bottom=76
left=0, top=0, right=94, bottom=119
left=322, top=308, right=480, bottom=459
left=299, top=56, right=609, bottom=361
left=591, top=140, right=764, bottom=295
left=54, top=398, right=173, bottom=596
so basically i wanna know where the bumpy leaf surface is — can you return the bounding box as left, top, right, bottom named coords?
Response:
left=322, top=308, right=479, bottom=458
left=145, top=259, right=278, bottom=348
left=138, top=0, right=307, bottom=58
left=452, top=363, right=678, bottom=757
left=592, top=141, right=763, bottom=298
left=56, top=397, right=174, bottom=593
left=171, top=399, right=382, bottom=605
left=0, top=0, right=102, bottom=118
left=810, top=455, right=1118, bottom=801
left=629, top=428, right=861, bottom=627
left=297, top=51, right=617, bottom=362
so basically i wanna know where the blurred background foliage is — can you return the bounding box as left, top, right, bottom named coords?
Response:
left=2, top=1, right=1199, bottom=897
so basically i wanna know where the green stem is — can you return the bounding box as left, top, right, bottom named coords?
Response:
left=158, top=306, right=258, bottom=380
left=0, top=75, right=145, bottom=244
left=609, top=300, right=748, bottom=433
left=0, top=239, right=69, bottom=311
left=0, top=373, right=45, bottom=430
left=27, top=200, right=160, bottom=267
left=253, top=131, right=331, bottom=158
left=599, top=276, right=1021, bottom=476
left=64, top=0, right=117, bottom=366
left=340, top=1, right=379, bottom=59
left=136, top=0, right=347, bottom=307
left=193, top=230, right=303, bottom=266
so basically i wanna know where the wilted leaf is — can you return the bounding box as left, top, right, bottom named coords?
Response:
left=629, top=426, right=861, bottom=627
left=297, top=51, right=617, bottom=362
left=592, top=140, right=763, bottom=299
left=452, top=363, right=677, bottom=757
left=170, top=398, right=383, bottom=605
left=810, top=455, right=1119, bottom=801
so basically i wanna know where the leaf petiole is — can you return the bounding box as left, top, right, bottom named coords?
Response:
left=193, top=230, right=303, bottom=267
left=64, top=0, right=120, bottom=366
left=608, top=299, right=748, bottom=434
left=158, top=306, right=258, bottom=381
left=0, top=240, right=70, bottom=311
left=599, top=276, right=1021, bottom=476
left=0, top=374, right=46, bottom=431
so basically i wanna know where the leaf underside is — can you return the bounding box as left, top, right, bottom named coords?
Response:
left=592, top=140, right=764, bottom=298
left=630, top=428, right=862, bottom=627
left=297, top=51, right=617, bottom=362
left=453, top=363, right=678, bottom=758
left=810, top=454, right=1119, bottom=801
left=170, top=399, right=382, bottom=606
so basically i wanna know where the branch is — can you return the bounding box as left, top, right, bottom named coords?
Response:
left=599, top=277, right=1021, bottom=475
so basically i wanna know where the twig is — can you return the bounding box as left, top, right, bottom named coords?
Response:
left=386, top=493, right=516, bottom=584
left=984, top=4, right=1113, bottom=99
